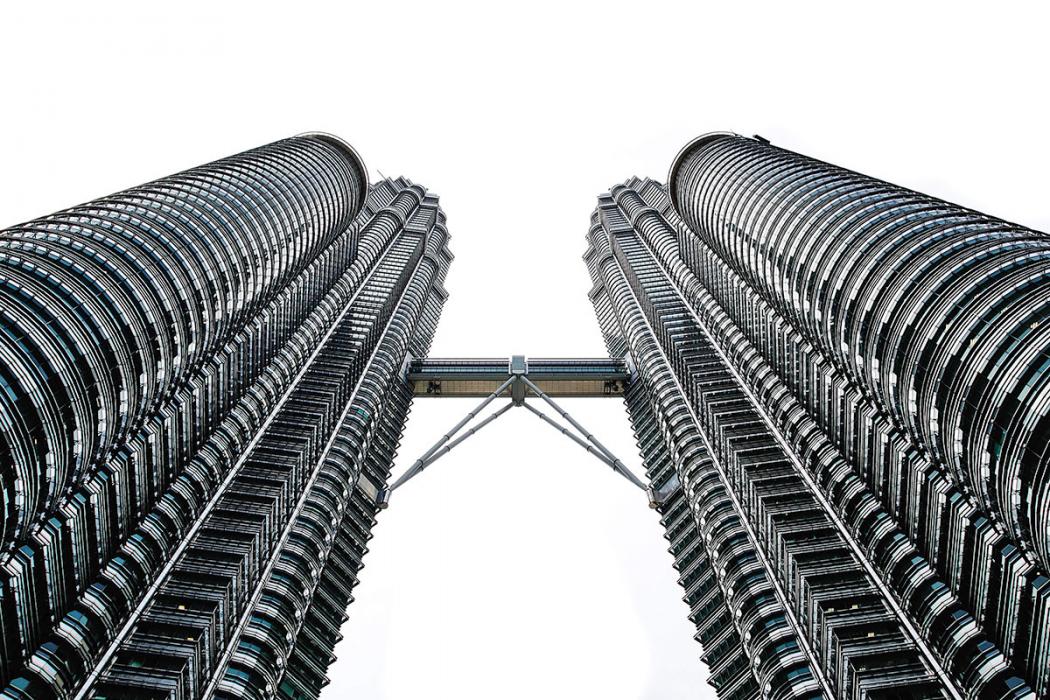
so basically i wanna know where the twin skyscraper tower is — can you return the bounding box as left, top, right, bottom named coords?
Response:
left=0, top=132, right=1046, bottom=699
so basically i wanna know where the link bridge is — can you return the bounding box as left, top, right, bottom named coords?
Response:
left=379, top=355, right=674, bottom=509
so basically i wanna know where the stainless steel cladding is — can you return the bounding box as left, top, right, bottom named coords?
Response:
left=0, top=134, right=367, bottom=545
left=589, top=133, right=1050, bottom=699
left=0, top=136, right=452, bottom=700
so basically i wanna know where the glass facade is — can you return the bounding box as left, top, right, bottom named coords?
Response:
left=1, top=128, right=1047, bottom=699
left=0, top=137, right=452, bottom=699
left=586, top=134, right=1049, bottom=698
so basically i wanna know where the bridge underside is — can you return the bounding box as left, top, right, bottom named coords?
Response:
left=408, top=356, right=629, bottom=399
left=383, top=355, right=653, bottom=508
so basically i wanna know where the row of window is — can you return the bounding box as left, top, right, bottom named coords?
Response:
left=651, top=164, right=1050, bottom=696
left=630, top=379, right=760, bottom=699
left=590, top=181, right=1036, bottom=698
left=0, top=135, right=367, bottom=551
left=0, top=176, right=434, bottom=699
left=93, top=187, right=448, bottom=700
left=586, top=207, right=823, bottom=699
left=0, top=203, right=364, bottom=686
left=672, top=135, right=1050, bottom=575
left=221, top=220, right=449, bottom=699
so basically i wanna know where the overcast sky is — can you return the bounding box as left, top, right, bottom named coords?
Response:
left=2, top=2, right=1048, bottom=698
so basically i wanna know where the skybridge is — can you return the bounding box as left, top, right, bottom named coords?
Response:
left=407, top=356, right=629, bottom=400
left=380, top=355, right=674, bottom=509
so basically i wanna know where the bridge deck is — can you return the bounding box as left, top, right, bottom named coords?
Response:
left=408, top=357, right=629, bottom=398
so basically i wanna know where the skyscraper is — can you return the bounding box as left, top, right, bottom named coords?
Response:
left=0, top=135, right=451, bottom=698
left=2, top=128, right=1048, bottom=700
left=587, top=134, right=1049, bottom=698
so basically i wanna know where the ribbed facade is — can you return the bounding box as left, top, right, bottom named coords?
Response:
left=4, top=127, right=1048, bottom=699
left=587, top=133, right=1050, bottom=699
left=0, top=136, right=451, bottom=699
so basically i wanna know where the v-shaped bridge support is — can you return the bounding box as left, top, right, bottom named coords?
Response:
left=377, top=356, right=664, bottom=509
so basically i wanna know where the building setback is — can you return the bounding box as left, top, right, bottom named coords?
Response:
left=0, top=135, right=451, bottom=698
left=586, top=133, right=1049, bottom=699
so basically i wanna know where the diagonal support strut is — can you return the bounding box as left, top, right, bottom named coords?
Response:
left=522, top=402, right=646, bottom=491
left=520, top=376, right=647, bottom=490
left=378, top=376, right=516, bottom=507
left=379, top=361, right=652, bottom=508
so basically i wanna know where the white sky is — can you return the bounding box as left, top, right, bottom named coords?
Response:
left=1, top=2, right=1048, bottom=698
